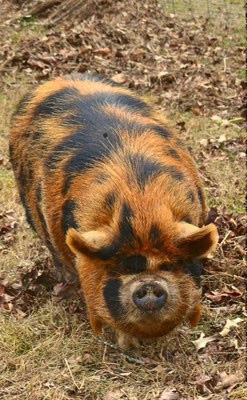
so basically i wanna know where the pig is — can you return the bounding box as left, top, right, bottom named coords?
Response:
left=9, top=73, right=218, bottom=348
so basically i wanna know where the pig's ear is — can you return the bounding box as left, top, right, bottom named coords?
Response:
left=66, top=228, right=110, bottom=257
left=176, top=222, right=218, bottom=258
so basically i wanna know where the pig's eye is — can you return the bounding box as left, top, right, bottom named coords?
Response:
left=120, top=254, right=147, bottom=274
left=160, top=264, right=173, bottom=272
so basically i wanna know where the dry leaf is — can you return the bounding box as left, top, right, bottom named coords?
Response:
left=159, top=388, right=182, bottom=400
left=81, top=353, right=94, bottom=364
left=111, top=73, right=126, bottom=83
left=92, top=47, right=112, bottom=56
left=192, top=106, right=201, bottom=115
left=191, top=333, right=216, bottom=351
left=219, top=317, right=243, bottom=337
left=218, top=134, right=227, bottom=143
left=211, top=115, right=222, bottom=122
left=199, top=139, right=208, bottom=147
left=103, top=389, right=123, bottom=400
left=190, top=374, right=219, bottom=395
left=205, top=287, right=243, bottom=303
left=216, top=372, right=241, bottom=390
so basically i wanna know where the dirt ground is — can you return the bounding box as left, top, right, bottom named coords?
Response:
left=0, top=1, right=246, bottom=399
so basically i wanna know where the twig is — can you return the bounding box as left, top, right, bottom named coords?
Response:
left=218, top=230, right=236, bottom=259
left=64, top=358, right=80, bottom=390
left=49, top=0, right=76, bottom=19
left=223, top=56, right=227, bottom=72
left=215, top=272, right=246, bottom=282
left=29, top=0, right=62, bottom=17
left=92, top=334, right=145, bottom=365
left=0, top=55, right=16, bottom=71
left=204, top=271, right=246, bottom=282
left=219, top=230, right=231, bottom=247
left=47, top=0, right=85, bottom=27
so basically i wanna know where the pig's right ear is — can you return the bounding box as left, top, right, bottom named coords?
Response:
left=66, top=228, right=110, bottom=258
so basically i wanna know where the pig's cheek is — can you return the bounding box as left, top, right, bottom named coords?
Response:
left=102, top=278, right=125, bottom=321
left=76, top=260, right=108, bottom=317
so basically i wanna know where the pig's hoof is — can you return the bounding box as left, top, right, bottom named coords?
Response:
left=116, top=331, right=140, bottom=349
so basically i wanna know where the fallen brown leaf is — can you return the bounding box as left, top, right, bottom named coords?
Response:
left=205, top=287, right=243, bottom=303
left=111, top=73, right=126, bottom=83
left=216, top=372, right=242, bottom=390
left=103, top=389, right=123, bottom=400
left=159, top=388, right=183, bottom=400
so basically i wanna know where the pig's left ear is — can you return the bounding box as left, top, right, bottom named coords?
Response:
left=66, top=228, right=110, bottom=258
left=176, top=222, right=218, bottom=258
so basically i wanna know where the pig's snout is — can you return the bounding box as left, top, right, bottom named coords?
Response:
left=132, top=281, right=167, bottom=313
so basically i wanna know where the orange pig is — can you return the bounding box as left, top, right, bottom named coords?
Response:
left=9, top=73, right=218, bottom=348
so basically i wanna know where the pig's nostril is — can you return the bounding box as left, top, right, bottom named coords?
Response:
left=136, top=288, right=147, bottom=299
left=154, top=289, right=164, bottom=298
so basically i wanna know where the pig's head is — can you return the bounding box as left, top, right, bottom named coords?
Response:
left=66, top=201, right=218, bottom=347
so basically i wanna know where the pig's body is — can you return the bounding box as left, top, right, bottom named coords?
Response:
left=9, top=74, right=218, bottom=348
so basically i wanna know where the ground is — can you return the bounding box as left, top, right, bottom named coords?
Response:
left=0, top=1, right=246, bottom=399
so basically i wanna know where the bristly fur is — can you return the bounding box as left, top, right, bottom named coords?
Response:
left=9, top=73, right=216, bottom=344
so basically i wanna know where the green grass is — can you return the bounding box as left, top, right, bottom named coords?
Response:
left=162, top=0, right=245, bottom=29
left=0, top=170, right=14, bottom=190
left=167, top=110, right=245, bottom=213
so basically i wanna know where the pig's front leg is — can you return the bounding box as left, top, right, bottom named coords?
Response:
left=115, top=330, right=140, bottom=349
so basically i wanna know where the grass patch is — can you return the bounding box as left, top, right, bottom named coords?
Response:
left=167, top=111, right=245, bottom=213
left=162, top=0, right=245, bottom=29
left=0, top=170, right=14, bottom=191
left=1, top=304, right=245, bottom=400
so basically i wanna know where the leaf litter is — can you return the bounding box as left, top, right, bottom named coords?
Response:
left=0, top=0, right=245, bottom=119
